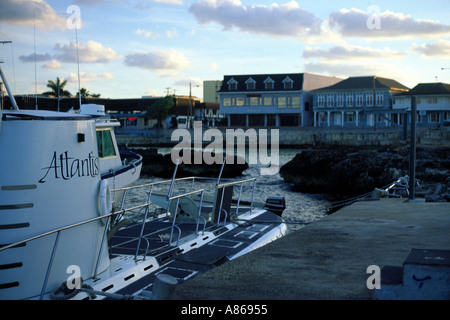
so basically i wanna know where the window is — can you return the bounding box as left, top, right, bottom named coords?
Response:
left=327, top=95, right=334, bottom=107
left=366, top=94, right=373, bottom=106
left=427, top=97, right=437, bottom=104
left=264, top=77, right=274, bottom=90
left=249, top=97, right=259, bottom=106
left=277, top=96, right=286, bottom=108
left=125, top=117, right=137, bottom=127
left=356, top=94, right=363, bottom=106
left=444, top=112, right=450, bottom=121
left=96, top=129, right=117, bottom=159
left=292, top=96, right=301, bottom=108
left=227, top=78, right=238, bottom=91
left=429, top=112, right=440, bottom=123
left=236, top=97, right=245, bottom=106
left=246, top=77, right=256, bottom=90
left=223, top=98, right=232, bottom=106
left=347, top=95, right=353, bottom=107
left=263, top=97, right=272, bottom=106
left=346, top=112, right=355, bottom=123
left=337, top=94, right=343, bottom=107
left=376, top=93, right=383, bottom=105
left=283, top=76, right=293, bottom=90
left=318, top=95, right=325, bottom=107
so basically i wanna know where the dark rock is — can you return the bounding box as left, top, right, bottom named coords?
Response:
left=126, top=148, right=248, bottom=179
left=280, top=147, right=450, bottom=200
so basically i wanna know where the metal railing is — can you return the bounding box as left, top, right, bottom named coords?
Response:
left=0, top=171, right=259, bottom=299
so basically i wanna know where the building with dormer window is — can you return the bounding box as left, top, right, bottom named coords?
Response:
left=218, top=73, right=342, bottom=127
left=393, top=82, right=450, bottom=127
left=312, top=76, right=409, bottom=127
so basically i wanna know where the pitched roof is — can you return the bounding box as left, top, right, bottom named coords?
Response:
left=218, top=73, right=304, bottom=92
left=396, top=82, right=450, bottom=96
left=313, top=76, right=409, bottom=92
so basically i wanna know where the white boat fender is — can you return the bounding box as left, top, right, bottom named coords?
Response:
left=99, top=179, right=112, bottom=221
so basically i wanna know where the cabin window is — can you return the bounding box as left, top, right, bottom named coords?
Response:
left=97, top=129, right=117, bottom=159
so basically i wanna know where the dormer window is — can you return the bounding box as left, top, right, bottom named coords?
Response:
left=246, top=77, right=256, bottom=90
left=264, top=77, right=274, bottom=90
left=227, top=78, right=238, bottom=91
left=283, top=76, right=293, bottom=90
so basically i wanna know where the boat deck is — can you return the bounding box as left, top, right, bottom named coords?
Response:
left=106, top=210, right=284, bottom=297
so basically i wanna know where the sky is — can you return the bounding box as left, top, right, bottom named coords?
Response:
left=0, top=0, right=449, bottom=100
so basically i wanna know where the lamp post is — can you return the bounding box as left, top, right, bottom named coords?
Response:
left=373, top=75, right=376, bottom=131
left=189, top=83, right=199, bottom=129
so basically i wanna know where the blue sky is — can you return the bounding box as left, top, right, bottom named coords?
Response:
left=1, top=0, right=449, bottom=100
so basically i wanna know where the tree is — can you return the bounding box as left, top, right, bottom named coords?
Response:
left=42, top=77, right=72, bottom=97
left=145, top=96, right=174, bottom=128
left=77, top=88, right=101, bottom=98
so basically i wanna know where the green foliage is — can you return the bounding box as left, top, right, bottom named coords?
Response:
left=42, top=77, right=72, bottom=97
left=146, top=96, right=174, bottom=127
left=77, top=88, right=101, bottom=98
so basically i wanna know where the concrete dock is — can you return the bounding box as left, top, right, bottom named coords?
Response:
left=172, top=198, right=450, bottom=300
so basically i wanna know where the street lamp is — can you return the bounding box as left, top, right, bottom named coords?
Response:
left=189, top=82, right=199, bottom=129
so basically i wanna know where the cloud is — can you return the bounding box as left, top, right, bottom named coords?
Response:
left=411, top=40, right=450, bottom=58
left=0, top=0, right=66, bottom=30
left=189, top=0, right=325, bottom=41
left=208, top=62, right=219, bottom=71
left=328, top=8, right=450, bottom=39
left=54, top=41, right=122, bottom=63
left=43, top=60, right=62, bottom=69
left=19, top=53, right=52, bottom=63
left=303, top=44, right=407, bottom=61
left=67, top=72, right=114, bottom=84
left=153, top=0, right=183, bottom=4
left=74, top=0, right=183, bottom=7
left=135, top=29, right=161, bottom=39
left=165, top=28, right=179, bottom=38
left=173, top=76, right=203, bottom=88
left=124, top=50, right=192, bottom=72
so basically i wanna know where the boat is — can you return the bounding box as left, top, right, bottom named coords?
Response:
left=0, top=66, right=289, bottom=300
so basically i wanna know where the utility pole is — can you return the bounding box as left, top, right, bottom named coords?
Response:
left=189, top=83, right=199, bottom=129
left=409, top=96, right=417, bottom=200
left=373, top=75, right=376, bottom=131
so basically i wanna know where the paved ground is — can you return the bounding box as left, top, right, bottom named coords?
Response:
left=172, top=198, right=450, bottom=300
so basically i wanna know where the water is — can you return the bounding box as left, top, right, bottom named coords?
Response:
left=127, top=148, right=330, bottom=231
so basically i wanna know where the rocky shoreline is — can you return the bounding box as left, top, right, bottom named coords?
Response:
left=126, top=147, right=249, bottom=179
left=279, top=147, right=450, bottom=202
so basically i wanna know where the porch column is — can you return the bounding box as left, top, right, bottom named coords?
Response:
left=341, top=111, right=344, bottom=126
left=356, top=111, right=359, bottom=127
left=327, top=112, right=331, bottom=127
left=313, top=111, right=317, bottom=127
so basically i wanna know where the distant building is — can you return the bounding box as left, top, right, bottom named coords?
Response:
left=203, top=80, right=222, bottom=104
left=217, top=73, right=342, bottom=127
left=393, top=82, right=450, bottom=127
left=312, top=76, right=409, bottom=127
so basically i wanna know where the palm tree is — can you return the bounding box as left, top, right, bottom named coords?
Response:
left=42, top=77, right=72, bottom=98
left=77, top=87, right=101, bottom=98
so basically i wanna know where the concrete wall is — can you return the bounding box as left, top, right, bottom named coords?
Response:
left=116, top=126, right=450, bottom=148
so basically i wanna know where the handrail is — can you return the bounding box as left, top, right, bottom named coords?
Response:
left=0, top=173, right=259, bottom=299
left=217, top=178, right=256, bottom=189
